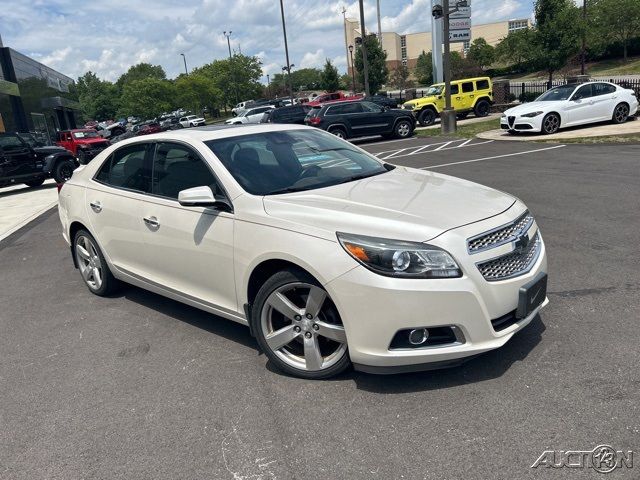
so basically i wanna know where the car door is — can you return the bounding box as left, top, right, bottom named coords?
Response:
left=591, top=83, right=618, bottom=121
left=87, top=142, right=152, bottom=277
left=0, top=134, right=38, bottom=179
left=139, top=141, right=237, bottom=313
left=359, top=101, right=395, bottom=134
left=459, top=81, right=475, bottom=111
left=566, top=84, right=598, bottom=125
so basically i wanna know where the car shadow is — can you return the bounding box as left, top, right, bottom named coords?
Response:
left=0, top=182, right=57, bottom=199
left=348, top=315, right=546, bottom=394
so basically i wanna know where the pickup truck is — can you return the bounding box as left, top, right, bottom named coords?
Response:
left=306, top=91, right=365, bottom=107
left=0, top=132, right=78, bottom=188
left=56, top=129, right=110, bottom=164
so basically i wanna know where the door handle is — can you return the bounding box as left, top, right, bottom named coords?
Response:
left=143, top=216, right=160, bottom=229
left=89, top=201, right=102, bottom=213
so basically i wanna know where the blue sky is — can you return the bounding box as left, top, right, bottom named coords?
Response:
left=0, top=0, right=534, bottom=82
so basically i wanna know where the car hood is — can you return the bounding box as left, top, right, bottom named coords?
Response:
left=504, top=101, right=564, bottom=116
left=34, top=146, right=68, bottom=155
left=262, top=167, right=516, bottom=242
left=76, top=138, right=109, bottom=145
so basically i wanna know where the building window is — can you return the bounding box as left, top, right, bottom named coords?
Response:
left=463, top=40, right=470, bottom=53
left=400, top=35, right=406, bottom=48
left=508, top=20, right=528, bottom=33
left=402, top=59, right=408, bottom=66
left=401, top=47, right=407, bottom=60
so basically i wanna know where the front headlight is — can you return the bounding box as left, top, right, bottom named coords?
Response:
left=521, top=111, right=543, bottom=118
left=337, top=232, right=461, bottom=278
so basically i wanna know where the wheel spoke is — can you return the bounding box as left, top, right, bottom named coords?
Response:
left=267, top=292, right=302, bottom=320
left=76, top=244, right=90, bottom=261
left=315, top=321, right=346, bottom=343
left=93, top=267, right=102, bottom=288
left=305, top=286, right=326, bottom=318
left=265, top=324, right=299, bottom=350
left=80, top=264, right=91, bottom=281
left=304, top=334, right=323, bottom=370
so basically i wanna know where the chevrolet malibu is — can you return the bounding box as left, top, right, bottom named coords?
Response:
left=502, top=81, right=638, bottom=134
left=58, top=125, right=548, bottom=379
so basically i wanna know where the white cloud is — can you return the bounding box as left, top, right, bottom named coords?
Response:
left=0, top=0, right=534, bottom=82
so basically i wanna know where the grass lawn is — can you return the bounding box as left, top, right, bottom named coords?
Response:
left=505, top=56, right=640, bottom=81
left=542, top=133, right=640, bottom=144
left=415, top=118, right=500, bottom=138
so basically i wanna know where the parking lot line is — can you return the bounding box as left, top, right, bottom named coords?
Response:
left=423, top=144, right=566, bottom=169
left=379, top=139, right=495, bottom=161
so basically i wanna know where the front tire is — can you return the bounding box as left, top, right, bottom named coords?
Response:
left=252, top=269, right=350, bottom=379
left=612, top=103, right=630, bottom=124
left=541, top=113, right=560, bottom=134
left=73, top=229, right=119, bottom=296
left=394, top=119, right=413, bottom=138
left=418, top=108, right=436, bottom=126
left=24, top=178, right=45, bottom=187
left=52, top=158, right=75, bottom=183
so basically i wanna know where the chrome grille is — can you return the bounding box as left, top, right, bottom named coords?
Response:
left=477, top=232, right=541, bottom=281
left=467, top=211, right=534, bottom=254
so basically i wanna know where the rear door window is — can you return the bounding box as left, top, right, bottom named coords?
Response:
left=592, top=83, right=616, bottom=96
left=461, top=82, right=474, bottom=93
left=95, top=143, right=151, bottom=193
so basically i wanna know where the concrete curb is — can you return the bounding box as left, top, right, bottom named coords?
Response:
left=0, top=201, right=58, bottom=243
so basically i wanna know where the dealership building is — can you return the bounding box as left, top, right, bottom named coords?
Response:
left=345, top=17, right=530, bottom=75
left=0, top=34, right=80, bottom=143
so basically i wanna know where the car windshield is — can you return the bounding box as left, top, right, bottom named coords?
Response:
left=425, top=85, right=444, bottom=96
left=205, top=129, right=391, bottom=195
left=536, top=85, right=577, bottom=101
left=73, top=130, right=100, bottom=139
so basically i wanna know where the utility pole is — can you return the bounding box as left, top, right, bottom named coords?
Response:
left=441, top=0, right=456, bottom=134
left=376, top=0, right=382, bottom=41
left=266, top=74, right=270, bottom=98
left=358, top=0, right=370, bottom=96
left=349, top=45, right=356, bottom=93
left=342, top=6, right=351, bottom=84
left=223, top=31, right=238, bottom=104
left=180, top=53, right=188, bottom=75
left=581, top=0, right=587, bottom=75
left=279, top=0, right=294, bottom=104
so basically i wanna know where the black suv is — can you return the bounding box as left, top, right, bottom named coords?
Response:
left=0, top=132, right=77, bottom=188
left=305, top=101, right=415, bottom=140
left=261, top=105, right=313, bottom=125
left=367, top=95, right=399, bottom=109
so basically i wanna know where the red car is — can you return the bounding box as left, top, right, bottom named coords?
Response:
left=56, top=129, right=110, bottom=164
left=306, top=91, right=365, bottom=107
left=136, top=123, right=162, bottom=135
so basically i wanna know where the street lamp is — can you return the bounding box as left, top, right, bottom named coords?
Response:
left=223, top=30, right=233, bottom=59
left=223, top=31, right=238, bottom=104
left=180, top=53, right=188, bottom=75
left=279, top=0, right=294, bottom=104
left=348, top=45, right=356, bottom=93
left=266, top=74, right=270, bottom=99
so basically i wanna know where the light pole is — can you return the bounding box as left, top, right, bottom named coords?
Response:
left=282, top=64, right=295, bottom=101
left=223, top=30, right=238, bottom=104
left=223, top=30, right=233, bottom=59
left=279, top=0, right=294, bottom=104
left=266, top=74, right=270, bottom=98
left=180, top=53, right=188, bottom=75
left=348, top=45, right=356, bottom=93
left=357, top=0, right=370, bottom=96
left=581, top=0, right=587, bottom=75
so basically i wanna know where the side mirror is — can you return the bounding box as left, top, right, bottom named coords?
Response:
left=178, top=186, right=233, bottom=212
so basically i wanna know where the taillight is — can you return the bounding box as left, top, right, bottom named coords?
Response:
left=309, top=116, right=321, bottom=125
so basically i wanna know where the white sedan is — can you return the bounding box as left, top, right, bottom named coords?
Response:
left=226, top=105, right=275, bottom=125
left=57, top=125, right=548, bottom=379
left=502, top=81, right=638, bottom=134
left=179, top=115, right=206, bottom=128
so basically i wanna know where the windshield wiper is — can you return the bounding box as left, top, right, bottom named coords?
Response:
left=264, top=186, right=313, bottom=195
left=334, top=169, right=388, bottom=185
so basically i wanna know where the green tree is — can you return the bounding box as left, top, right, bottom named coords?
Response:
left=467, top=38, right=495, bottom=69
left=495, top=29, right=536, bottom=69
left=354, top=34, right=388, bottom=94
left=291, top=68, right=322, bottom=90
left=116, top=63, right=166, bottom=90
left=415, top=51, right=433, bottom=86
left=533, top=0, right=581, bottom=82
left=76, top=71, right=118, bottom=120
left=175, top=74, right=222, bottom=115
left=591, top=0, right=640, bottom=61
left=320, top=59, right=340, bottom=91
left=339, top=73, right=354, bottom=91
left=118, top=78, right=176, bottom=118
left=192, top=54, right=263, bottom=107
left=389, top=63, right=411, bottom=89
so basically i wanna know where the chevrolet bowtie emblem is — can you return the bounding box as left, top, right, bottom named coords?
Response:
left=514, top=233, right=530, bottom=253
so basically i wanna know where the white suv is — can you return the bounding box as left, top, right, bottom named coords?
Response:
left=57, top=125, right=548, bottom=379
left=179, top=115, right=206, bottom=128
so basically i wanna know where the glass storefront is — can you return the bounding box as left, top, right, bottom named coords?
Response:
left=0, top=47, right=80, bottom=144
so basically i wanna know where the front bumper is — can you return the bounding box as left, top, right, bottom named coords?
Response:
left=325, top=204, right=548, bottom=371
left=500, top=115, right=543, bottom=132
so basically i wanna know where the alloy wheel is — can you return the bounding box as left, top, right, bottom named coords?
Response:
left=75, top=235, right=103, bottom=291
left=614, top=104, right=629, bottom=123
left=543, top=114, right=559, bottom=134
left=396, top=121, right=411, bottom=138
left=260, top=282, right=347, bottom=372
left=331, top=129, right=345, bottom=139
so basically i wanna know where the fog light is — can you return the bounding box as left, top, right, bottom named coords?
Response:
left=408, top=328, right=429, bottom=345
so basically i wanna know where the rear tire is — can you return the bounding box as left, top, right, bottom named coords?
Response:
left=73, top=229, right=119, bottom=296
left=612, top=102, right=630, bottom=124
left=52, top=158, right=75, bottom=183
left=418, top=108, right=436, bottom=126
left=473, top=99, right=491, bottom=118
left=24, top=178, right=45, bottom=188
left=328, top=126, right=348, bottom=139
left=251, top=268, right=350, bottom=379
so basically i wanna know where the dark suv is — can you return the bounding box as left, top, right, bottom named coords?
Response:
left=0, top=132, right=77, bottom=188
left=304, top=101, right=415, bottom=140
left=261, top=105, right=313, bottom=124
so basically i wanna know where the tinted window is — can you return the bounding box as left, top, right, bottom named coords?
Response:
left=593, top=83, right=616, bottom=96
left=326, top=105, right=345, bottom=115
left=572, top=84, right=593, bottom=100
left=205, top=129, right=388, bottom=195
left=152, top=143, right=220, bottom=199
left=0, top=135, right=27, bottom=152
left=96, top=143, right=151, bottom=192
left=341, top=103, right=364, bottom=114
left=361, top=102, right=383, bottom=113
left=536, top=85, right=576, bottom=101
left=461, top=82, right=474, bottom=93
left=450, top=84, right=459, bottom=95
left=476, top=79, right=490, bottom=90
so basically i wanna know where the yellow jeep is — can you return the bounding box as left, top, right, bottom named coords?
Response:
left=401, top=77, right=493, bottom=126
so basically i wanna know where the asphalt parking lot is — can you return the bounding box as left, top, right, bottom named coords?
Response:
left=1, top=136, right=639, bottom=479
